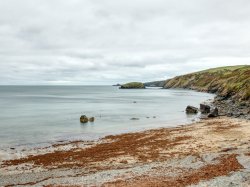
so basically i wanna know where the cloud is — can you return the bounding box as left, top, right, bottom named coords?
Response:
left=0, top=0, right=250, bottom=85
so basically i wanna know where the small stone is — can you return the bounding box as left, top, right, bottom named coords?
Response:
left=89, top=117, right=95, bottom=122
left=130, top=118, right=139, bottom=120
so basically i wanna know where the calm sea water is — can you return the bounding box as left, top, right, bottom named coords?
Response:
left=0, top=86, right=214, bottom=149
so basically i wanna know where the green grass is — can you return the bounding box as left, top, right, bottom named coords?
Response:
left=164, top=65, right=250, bottom=102
left=120, top=82, right=145, bottom=89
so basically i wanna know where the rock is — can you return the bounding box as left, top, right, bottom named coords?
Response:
left=80, top=115, right=88, bottom=123
left=89, top=117, right=95, bottom=122
left=207, top=107, right=219, bottom=117
left=130, top=118, right=139, bottom=120
left=186, top=105, right=198, bottom=114
left=200, top=104, right=211, bottom=114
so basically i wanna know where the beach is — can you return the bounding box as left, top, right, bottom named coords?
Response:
left=1, top=117, right=250, bottom=186
left=0, top=0, right=250, bottom=186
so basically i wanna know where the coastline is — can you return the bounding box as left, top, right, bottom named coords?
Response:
left=1, top=117, right=250, bottom=186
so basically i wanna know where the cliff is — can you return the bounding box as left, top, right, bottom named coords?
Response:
left=147, top=65, right=249, bottom=102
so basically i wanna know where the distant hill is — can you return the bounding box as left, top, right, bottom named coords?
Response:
left=120, top=82, right=145, bottom=89
left=145, top=65, right=250, bottom=102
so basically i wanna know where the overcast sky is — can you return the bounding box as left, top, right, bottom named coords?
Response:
left=0, top=0, right=250, bottom=85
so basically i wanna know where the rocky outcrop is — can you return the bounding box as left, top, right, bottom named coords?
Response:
left=120, top=82, right=145, bottom=89
left=186, top=106, right=198, bottom=114
left=200, top=104, right=211, bottom=114
left=213, top=96, right=250, bottom=120
left=112, top=84, right=121, bottom=86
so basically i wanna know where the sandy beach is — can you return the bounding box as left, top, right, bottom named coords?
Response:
left=1, top=117, right=250, bottom=186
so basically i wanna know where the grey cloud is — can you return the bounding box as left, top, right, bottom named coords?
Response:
left=0, top=0, right=250, bottom=85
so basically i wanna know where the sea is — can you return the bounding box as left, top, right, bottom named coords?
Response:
left=0, top=86, right=214, bottom=149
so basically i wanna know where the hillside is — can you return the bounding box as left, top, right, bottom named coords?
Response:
left=160, top=65, right=249, bottom=102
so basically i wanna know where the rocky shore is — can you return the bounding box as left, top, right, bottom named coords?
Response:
left=213, top=96, right=250, bottom=120
left=1, top=117, right=250, bottom=186
left=145, top=65, right=250, bottom=120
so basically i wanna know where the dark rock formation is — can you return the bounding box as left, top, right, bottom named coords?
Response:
left=80, top=115, right=89, bottom=123
left=200, top=104, right=211, bottom=114
left=207, top=107, right=219, bottom=117
left=213, top=96, right=250, bottom=119
left=186, top=106, right=198, bottom=114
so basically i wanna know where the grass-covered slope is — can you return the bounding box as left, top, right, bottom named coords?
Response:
left=164, top=65, right=250, bottom=102
left=120, top=82, right=145, bottom=89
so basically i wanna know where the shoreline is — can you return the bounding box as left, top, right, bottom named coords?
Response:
left=1, top=117, right=250, bottom=186
left=0, top=116, right=201, bottom=163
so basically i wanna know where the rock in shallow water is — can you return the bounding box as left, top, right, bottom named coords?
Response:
left=89, top=117, right=95, bottom=122
left=186, top=105, right=198, bottom=114
left=130, top=118, right=140, bottom=120
left=80, top=115, right=89, bottom=123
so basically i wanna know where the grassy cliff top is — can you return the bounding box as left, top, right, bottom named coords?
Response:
left=164, top=65, right=250, bottom=102
left=120, top=82, right=145, bottom=89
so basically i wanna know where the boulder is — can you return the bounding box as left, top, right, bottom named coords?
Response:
left=80, top=115, right=88, bottom=123
left=186, top=106, right=198, bottom=114
left=207, top=107, right=219, bottom=117
left=200, top=104, right=211, bottom=114
left=89, top=117, right=95, bottom=122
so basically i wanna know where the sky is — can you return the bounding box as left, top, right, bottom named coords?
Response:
left=0, top=0, right=250, bottom=85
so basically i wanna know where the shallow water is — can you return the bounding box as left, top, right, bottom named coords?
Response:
left=0, top=86, right=214, bottom=149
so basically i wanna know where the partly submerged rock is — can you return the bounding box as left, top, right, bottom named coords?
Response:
left=80, top=115, right=89, bottom=123
left=130, top=118, right=140, bottom=120
left=186, top=105, right=198, bottom=114
left=208, top=107, right=219, bottom=117
left=120, top=82, right=145, bottom=89
left=200, top=104, right=211, bottom=114
left=89, top=117, right=95, bottom=122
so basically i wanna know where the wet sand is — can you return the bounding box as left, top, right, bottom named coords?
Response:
left=1, top=117, right=250, bottom=186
